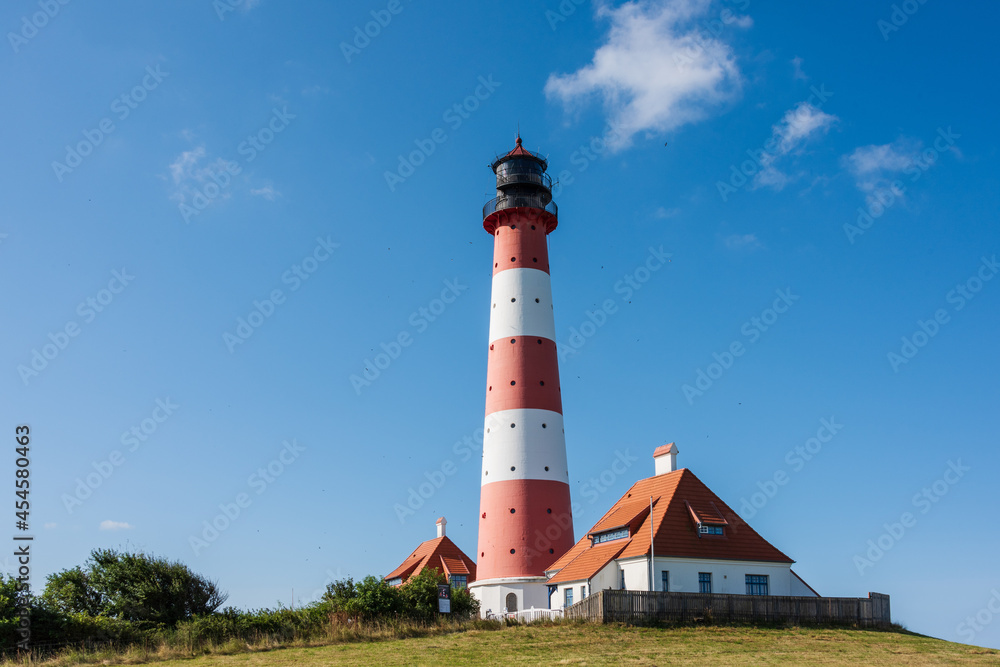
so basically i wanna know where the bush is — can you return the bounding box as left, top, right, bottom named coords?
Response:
left=347, top=576, right=403, bottom=621
left=41, top=549, right=227, bottom=625
left=168, top=605, right=334, bottom=649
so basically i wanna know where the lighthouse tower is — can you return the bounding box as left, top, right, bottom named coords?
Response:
left=469, top=137, right=575, bottom=615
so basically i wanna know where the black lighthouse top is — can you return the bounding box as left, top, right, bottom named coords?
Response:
left=483, top=136, right=557, bottom=223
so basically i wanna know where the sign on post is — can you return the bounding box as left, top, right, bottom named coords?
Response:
left=438, top=584, right=451, bottom=613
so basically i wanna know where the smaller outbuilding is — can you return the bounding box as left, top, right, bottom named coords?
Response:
left=384, top=517, right=477, bottom=590
left=545, top=444, right=819, bottom=610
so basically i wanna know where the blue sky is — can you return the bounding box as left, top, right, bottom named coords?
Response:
left=2, top=0, right=999, bottom=649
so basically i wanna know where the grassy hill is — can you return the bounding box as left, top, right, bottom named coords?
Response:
left=55, top=623, right=999, bottom=666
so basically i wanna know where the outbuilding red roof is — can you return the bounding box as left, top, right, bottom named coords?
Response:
left=384, top=535, right=477, bottom=585
left=546, top=468, right=793, bottom=584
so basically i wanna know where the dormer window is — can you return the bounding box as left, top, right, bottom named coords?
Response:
left=699, top=525, right=724, bottom=536
left=592, top=527, right=629, bottom=544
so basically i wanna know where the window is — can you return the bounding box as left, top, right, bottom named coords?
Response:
left=593, top=528, right=629, bottom=544
left=661, top=571, right=669, bottom=592
left=564, top=587, right=574, bottom=607
left=699, top=525, right=724, bottom=536
left=620, top=569, right=626, bottom=590
left=386, top=577, right=402, bottom=587
left=450, top=575, right=467, bottom=590
left=581, top=585, right=587, bottom=600
left=699, top=572, right=712, bottom=594
left=746, top=574, right=769, bottom=596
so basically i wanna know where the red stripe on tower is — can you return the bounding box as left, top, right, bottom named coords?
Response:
left=470, top=137, right=575, bottom=615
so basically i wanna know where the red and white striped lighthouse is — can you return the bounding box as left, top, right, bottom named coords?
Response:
left=469, top=137, right=575, bottom=614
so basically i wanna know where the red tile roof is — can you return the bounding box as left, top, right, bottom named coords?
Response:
left=589, top=499, right=651, bottom=534
left=547, top=540, right=628, bottom=585
left=384, top=536, right=477, bottom=585
left=547, top=468, right=793, bottom=584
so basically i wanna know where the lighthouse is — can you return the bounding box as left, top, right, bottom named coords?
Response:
left=469, top=137, right=575, bottom=615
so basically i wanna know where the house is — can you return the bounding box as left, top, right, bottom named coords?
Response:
left=384, top=517, right=477, bottom=589
left=545, top=444, right=818, bottom=609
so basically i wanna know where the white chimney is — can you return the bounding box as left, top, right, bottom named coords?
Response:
left=653, top=443, right=679, bottom=475
left=436, top=516, right=447, bottom=538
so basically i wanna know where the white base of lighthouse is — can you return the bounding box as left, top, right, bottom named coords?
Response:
left=469, top=577, right=552, bottom=617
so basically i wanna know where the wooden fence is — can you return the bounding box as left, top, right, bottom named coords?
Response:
left=564, top=590, right=891, bottom=628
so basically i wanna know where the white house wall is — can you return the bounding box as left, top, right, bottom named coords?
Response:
left=551, top=560, right=619, bottom=610
left=470, top=578, right=551, bottom=616
left=551, top=556, right=799, bottom=610
left=790, top=571, right=819, bottom=597
left=619, top=558, right=651, bottom=592
left=644, top=556, right=794, bottom=595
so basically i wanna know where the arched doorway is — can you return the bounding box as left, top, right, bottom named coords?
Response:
left=505, top=592, right=518, bottom=613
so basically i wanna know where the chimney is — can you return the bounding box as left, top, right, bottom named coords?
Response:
left=436, top=517, right=447, bottom=538
left=653, top=443, right=679, bottom=475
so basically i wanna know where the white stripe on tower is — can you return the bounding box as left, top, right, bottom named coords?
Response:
left=488, top=268, right=556, bottom=343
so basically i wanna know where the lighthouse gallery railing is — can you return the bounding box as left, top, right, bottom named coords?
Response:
left=483, top=194, right=558, bottom=220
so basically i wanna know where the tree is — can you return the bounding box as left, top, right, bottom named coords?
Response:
left=450, top=585, right=480, bottom=620
left=399, top=568, right=444, bottom=621
left=322, top=576, right=357, bottom=613
left=347, top=576, right=401, bottom=620
left=40, top=567, right=102, bottom=616
left=41, top=549, right=228, bottom=625
left=397, top=569, right=479, bottom=621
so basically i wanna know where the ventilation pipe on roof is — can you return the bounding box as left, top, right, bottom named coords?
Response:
left=653, top=443, right=679, bottom=475
left=436, top=517, right=447, bottom=538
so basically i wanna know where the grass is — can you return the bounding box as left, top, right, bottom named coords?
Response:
left=9, top=622, right=999, bottom=666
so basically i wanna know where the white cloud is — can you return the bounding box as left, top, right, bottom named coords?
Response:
left=654, top=206, right=680, bottom=219
left=723, top=233, right=762, bottom=250
left=166, top=146, right=240, bottom=206
left=841, top=138, right=923, bottom=207
left=774, top=103, right=837, bottom=155
left=100, top=520, right=134, bottom=531
left=791, top=56, right=808, bottom=81
left=44, top=522, right=57, bottom=529
left=169, top=147, right=206, bottom=185
left=752, top=102, right=837, bottom=190
left=545, top=0, right=745, bottom=150
left=250, top=185, right=279, bottom=200
left=844, top=141, right=918, bottom=182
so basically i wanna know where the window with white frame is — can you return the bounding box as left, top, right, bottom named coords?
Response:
left=593, top=528, right=629, bottom=544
